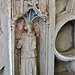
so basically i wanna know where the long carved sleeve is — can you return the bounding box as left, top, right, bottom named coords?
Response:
left=17, top=40, right=22, bottom=49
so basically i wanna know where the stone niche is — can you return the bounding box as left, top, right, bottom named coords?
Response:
left=14, top=8, right=46, bottom=75
left=55, top=20, right=75, bottom=57
left=55, top=20, right=75, bottom=75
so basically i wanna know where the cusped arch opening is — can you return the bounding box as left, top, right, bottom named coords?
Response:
left=55, top=20, right=75, bottom=60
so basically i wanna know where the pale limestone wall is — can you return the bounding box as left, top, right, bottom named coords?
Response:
left=0, top=0, right=10, bottom=75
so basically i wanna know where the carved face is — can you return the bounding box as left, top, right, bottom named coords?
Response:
left=18, top=20, right=24, bottom=30
left=25, top=22, right=34, bottom=34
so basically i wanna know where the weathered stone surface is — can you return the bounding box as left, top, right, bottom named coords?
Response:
left=55, top=57, right=75, bottom=75
left=59, top=48, right=75, bottom=57
left=55, top=1, right=75, bottom=75
left=0, top=0, right=8, bottom=13
left=72, top=1, right=75, bottom=14
left=0, top=12, right=10, bottom=75
left=55, top=0, right=68, bottom=14
left=55, top=71, right=75, bottom=75
left=15, top=1, right=20, bottom=16
left=69, top=61, right=75, bottom=73
left=55, top=23, right=72, bottom=52
left=39, top=0, right=46, bottom=14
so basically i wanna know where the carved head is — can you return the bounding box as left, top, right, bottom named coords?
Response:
left=25, top=22, right=34, bottom=34
left=18, top=20, right=25, bottom=30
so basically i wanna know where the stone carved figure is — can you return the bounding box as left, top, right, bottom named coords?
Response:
left=17, top=22, right=37, bottom=75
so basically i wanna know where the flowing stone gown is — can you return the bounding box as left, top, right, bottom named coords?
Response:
left=17, top=33, right=37, bottom=75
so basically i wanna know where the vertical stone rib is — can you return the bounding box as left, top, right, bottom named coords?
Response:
left=21, top=0, right=24, bottom=14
